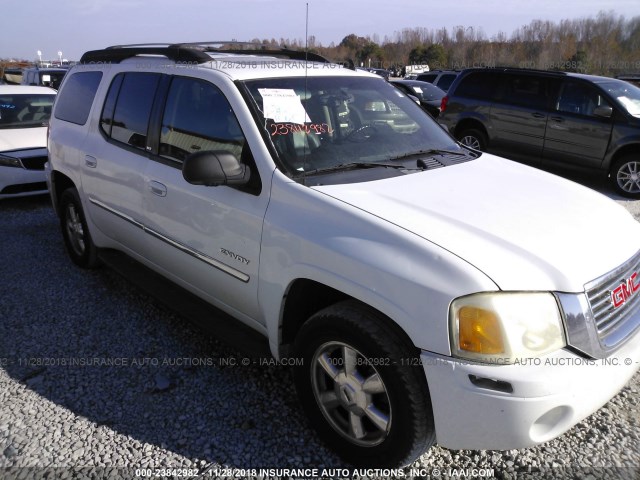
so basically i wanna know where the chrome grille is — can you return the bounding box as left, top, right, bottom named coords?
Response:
left=585, top=250, right=640, bottom=350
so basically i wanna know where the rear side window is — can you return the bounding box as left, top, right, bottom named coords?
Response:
left=54, top=71, right=102, bottom=125
left=100, top=72, right=161, bottom=150
left=436, top=74, right=458, bottom=91
left=455, top=72, right=499, bottom=100
left=499, top=74, right=555, bottom=109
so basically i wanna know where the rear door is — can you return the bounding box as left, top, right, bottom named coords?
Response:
left=542, top=79, right=614, bottom=169
left=81, top=72, right=161, bottom=254
left=489, top=73, right=559, bottom=163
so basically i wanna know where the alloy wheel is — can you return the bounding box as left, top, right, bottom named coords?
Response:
left=310, top=341, right=391, bottom=447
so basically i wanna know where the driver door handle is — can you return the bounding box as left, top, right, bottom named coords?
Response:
left=148, top=180, right=167, bottom=197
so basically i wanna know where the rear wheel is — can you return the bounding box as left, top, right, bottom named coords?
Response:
left=293, top=300, right=435, bottom=467
left=59, top=188, right=100, bottom=268
left=457, top=128, right=487, bottom=151
left=610, top=155, right=640, bottom=198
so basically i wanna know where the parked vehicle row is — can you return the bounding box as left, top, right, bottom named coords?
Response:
left=438, top=68, right=640, bottom=198
left=21, top=67, right=69, bottom=90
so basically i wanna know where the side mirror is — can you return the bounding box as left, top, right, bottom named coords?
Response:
left=593, top=105, right=613, bottom=118
left=182, top=150, right=250, bottom=187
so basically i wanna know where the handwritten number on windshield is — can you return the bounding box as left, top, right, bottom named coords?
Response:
left=270, top=123, right=334, bottom=136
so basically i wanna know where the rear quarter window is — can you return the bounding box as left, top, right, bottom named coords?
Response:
left=436, top=74, right=458, bottom=91
left=54, top=71, right=103, bottom=125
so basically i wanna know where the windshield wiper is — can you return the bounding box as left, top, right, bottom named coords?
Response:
left=389, top=149, right=467, bottom=161
left=302, top=162, right=412, bottom=176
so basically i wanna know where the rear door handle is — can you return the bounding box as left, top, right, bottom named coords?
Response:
left=148, top=180, right=167, bottom=197
left=531, top=112, right=546, bottom=119
left=550, top=116, right=565, bottom=123
left=85, top=155, right=97, bottom=168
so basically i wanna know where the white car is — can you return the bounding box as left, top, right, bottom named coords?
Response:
left=0, top=85, right=56, bottom=198
left=46, top=43, right=640, bottom=467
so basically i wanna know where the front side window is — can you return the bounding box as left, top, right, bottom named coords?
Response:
left=556, top=81, right=611, bottom=117
left=100, top=72, right=161, bottom=150
left=0, top=94, right=56, bottom=129
left=159, top=77, right=245, bottom=163
left=243, top=76, right=464, bottom=180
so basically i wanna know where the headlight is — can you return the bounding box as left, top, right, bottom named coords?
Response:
left=449, top=292, right=566, bottom=363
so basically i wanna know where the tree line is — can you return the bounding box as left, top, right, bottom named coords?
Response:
left=250, top=11, right=640, bottom=77
left=3, top=11, right=638, bottom=79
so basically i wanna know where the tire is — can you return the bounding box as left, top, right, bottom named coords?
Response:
left=293, top=300, right=435, bottom=467
left=456, top=128, right=487, bottom=151
left=59, top=188, right=100, bottom=268
left=610, top=155, right=640, bottom=198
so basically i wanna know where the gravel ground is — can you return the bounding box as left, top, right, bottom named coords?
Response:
left=1, top=178, right=639, bottom=480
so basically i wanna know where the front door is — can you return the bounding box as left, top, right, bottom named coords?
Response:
left=142, top=76, right=269, bottom=324
left=543, top=80, right=614, bottom=170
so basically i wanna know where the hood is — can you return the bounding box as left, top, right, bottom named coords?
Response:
left=313, top=154, right=640, bottom=292
left=0, top=126, right=47, bottom=152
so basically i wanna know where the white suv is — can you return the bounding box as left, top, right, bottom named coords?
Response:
left=46, top=43, right=640, bottom=467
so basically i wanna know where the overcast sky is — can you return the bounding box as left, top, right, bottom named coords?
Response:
left=3, top=0, right=639, bottom=61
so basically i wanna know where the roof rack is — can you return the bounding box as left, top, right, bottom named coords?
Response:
left=79, top=44, right=212, bottom=64
left=79, top=41, right=331, bottom=65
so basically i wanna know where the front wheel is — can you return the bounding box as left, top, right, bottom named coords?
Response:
left=610, top=155, right=640, bottom=198
left=293, top=300, right=435, bottom=467
left=59, top=187, right=100, bottom=268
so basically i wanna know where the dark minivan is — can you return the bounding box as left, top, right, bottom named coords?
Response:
left=439, top=68, right=640, bottom=198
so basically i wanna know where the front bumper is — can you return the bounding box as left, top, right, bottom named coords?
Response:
left=0, top=164, right=47, bottom=198
left=422, top=326, right=640, bottom=450
left=0, top=148, right=49, bottom=199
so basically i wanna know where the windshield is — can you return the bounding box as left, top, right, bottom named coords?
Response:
left=243, top=76, right=462, bottom=177
left=0, top=94, right=55, bottom=129
left=38, top=71, right=67, bottom=89
left=599, top=80, right=640, bottom=118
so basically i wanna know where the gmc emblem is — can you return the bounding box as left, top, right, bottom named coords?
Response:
left=610, top=272, right=639, bottom=308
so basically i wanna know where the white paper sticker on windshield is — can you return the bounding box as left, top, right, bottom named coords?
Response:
left=259, top=88, right=311, bottom=123
left=412, top=87, right=423, bottom=93
left=42, top=75, right=51, bottom=82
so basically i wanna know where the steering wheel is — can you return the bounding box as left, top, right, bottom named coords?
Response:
left=345, top=124, right=378, bottom=142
